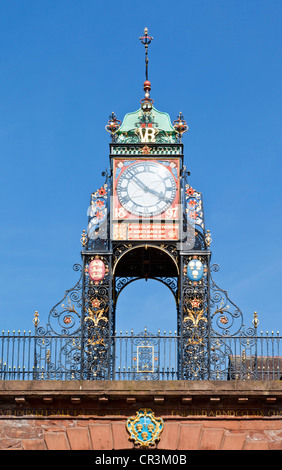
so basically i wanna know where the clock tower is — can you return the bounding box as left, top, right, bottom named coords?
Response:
left=80, top=28, right=211, bottom=380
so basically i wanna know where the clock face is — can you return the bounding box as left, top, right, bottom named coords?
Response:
left=116, top=161, right=177, bottom=217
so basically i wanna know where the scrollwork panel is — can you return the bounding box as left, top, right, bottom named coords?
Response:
left=83, top=254, right=112, bottom=379
left=180, top=254, right=210, bottom=379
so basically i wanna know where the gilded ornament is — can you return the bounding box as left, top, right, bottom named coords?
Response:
left=126, top=409, right=164, bottom=448
left=183, top=307, right=207, bottom=327
left=189, top=298, right=202, bottom=309
left=213, top=300, right=230, bottom=318
left=84, top=306, right=108, bottom=327
left=252, top=311, right=259, bottom=328
left=62, top=297, right=77, bottom=312
left=80, top=229, right=87, bottom=247
left=141, top=145, right=151, bottom=154
left=33, top=311, right=39, bottom=327
left=205, top=229, right=212, bottom=247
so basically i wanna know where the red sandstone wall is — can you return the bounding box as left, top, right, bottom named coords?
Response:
left=0, top=418, right=281, bottom=450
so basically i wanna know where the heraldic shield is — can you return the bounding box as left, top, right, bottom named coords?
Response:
left=126, top=409, right=164, bottom=448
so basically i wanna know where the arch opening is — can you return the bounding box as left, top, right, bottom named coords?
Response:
left=114, top=278, right=177, bottom=335
left=113, top=278, right=179, bottom=380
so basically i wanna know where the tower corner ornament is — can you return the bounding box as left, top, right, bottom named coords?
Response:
left=126, top=409, right=164, bottom=448
left=31, top=27, right=258, bottom=383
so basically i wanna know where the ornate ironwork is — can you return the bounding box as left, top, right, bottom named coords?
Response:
left=114, top=276, right=177, bottom=302
left=131, top=329, right=160, bottom=381
left=2, top=322, right=281, bottom=381
left=173, top=112, right=189, bottom=142
left=114, top=329, right=179, bottom=381
left=210, top=264, right=244, bottom=337
left=105, top=112, right=121, bottom=141
left=139, top=27, right=153, bottom=82
left=32, top=263, right=83, bottom=380
left=44, top=263, right=83, bottom=336
left=1, top=28, right=280, bottom=386
left=207, top=264, right=259, bottom=379
left=180, top=254, right=210, bottom=379
left=86, top=171, right=110, bottom=252
left=185, top=184, right=205, bottom=231
left=82, top=254, right=112, bottom=379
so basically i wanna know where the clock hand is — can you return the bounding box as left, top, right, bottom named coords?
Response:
left=130, top=174, right=150, bottom=192
left=130, top=174, right=172, bottom=204
left=131, top=176, right=162, bottom=197
left=145, top=187, right=172, bottom=204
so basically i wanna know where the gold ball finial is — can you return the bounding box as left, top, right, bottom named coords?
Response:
left=253, top=311, right=259, bottom=328
left=33, top=311, right=39, bottom=327
left=205, top=230, right=212, bottom=247
left=80, top=229, right=87, bottom=247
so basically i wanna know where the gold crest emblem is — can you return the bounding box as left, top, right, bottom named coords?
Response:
left=126, top=408, right=164, bottom=448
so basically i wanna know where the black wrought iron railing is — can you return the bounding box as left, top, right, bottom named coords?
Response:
left=0, top=329, right=281, bottom=381
left=113, top=329, right=179, bottom=381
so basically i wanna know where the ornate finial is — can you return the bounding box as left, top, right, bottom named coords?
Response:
left=139, top=28, right=154, bottom=111
left=205, top=230, right=212, bottom=247
left=33, top=311, right=39, bottom=328
left=139, top=27, right=153, bottom=82
left=105, top=112, right=121, bottom=141
left=253, top=311, right=259, bottom=329
left=173, top=112, right=189, bottom=141
left=80, top=229, right=87, bottom=247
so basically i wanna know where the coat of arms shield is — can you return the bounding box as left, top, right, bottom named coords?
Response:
left=126, top=408, right=164, bottom=448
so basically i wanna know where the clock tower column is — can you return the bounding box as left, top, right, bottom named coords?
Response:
left=81, top=28, right=212, bottom=380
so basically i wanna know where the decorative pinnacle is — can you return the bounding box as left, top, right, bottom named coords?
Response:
left=33, top=311, right=39, bottom=328
left=205, top=230, right=212, bottom=247
left=105, top=112, right=121, bottom=141
left=173, top=112, right=189, bottom=141
left=80, top=229, right=87, bottom=247
left=253, top=311, right=259, bottom=329
left=139, top=28, right=154, bottom=111
left=139, top=27, right=153, bottom=82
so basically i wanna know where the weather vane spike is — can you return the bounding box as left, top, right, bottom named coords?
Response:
left=139, top=27, right=153, bottom=82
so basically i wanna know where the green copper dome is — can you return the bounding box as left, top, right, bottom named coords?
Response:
left=115, top=107, right=178, bottom=144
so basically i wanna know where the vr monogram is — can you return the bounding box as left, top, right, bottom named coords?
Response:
left=137, top=126, right=157, bottom=142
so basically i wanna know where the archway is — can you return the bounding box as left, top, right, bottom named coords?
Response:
left=115, top=278, right=177, bottom=335
left=113, top=279, right=179, bottom=380
left=112, top=245, right=179, bottom=379
left=113, top=244, right=179, bottom=334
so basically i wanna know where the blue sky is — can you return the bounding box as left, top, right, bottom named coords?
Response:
left=0, top=0, right=281, bottom=336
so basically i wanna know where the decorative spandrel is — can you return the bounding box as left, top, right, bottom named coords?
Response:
left=33, top=263, right=83, bottom=380
left=210, top=264, right=244, bottom=336
left=43, top=263, right=83, bottom=337
left=33, top=253, right=113, bottom=380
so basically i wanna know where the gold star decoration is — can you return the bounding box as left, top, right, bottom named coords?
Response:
left=189, top=298, right=201, bottom=309
left=141, top=145, right=151, bottom=154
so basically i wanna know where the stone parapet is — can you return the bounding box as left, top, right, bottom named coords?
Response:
left=0, top=380, right=281, bottom=450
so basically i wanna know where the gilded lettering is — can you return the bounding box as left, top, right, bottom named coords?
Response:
left=138, top=127, right=156, bottom=142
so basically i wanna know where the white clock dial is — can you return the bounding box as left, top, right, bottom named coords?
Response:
left=116, top=162, right=176, bottom=217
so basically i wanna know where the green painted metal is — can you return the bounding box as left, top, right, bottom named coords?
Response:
left=115, top=107, right=178, bottom=144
